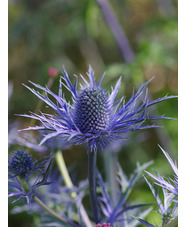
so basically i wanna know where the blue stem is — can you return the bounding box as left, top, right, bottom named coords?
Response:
left=96, top=0, right=135, bottom=62
left=88, top=147, right=100, bottom=223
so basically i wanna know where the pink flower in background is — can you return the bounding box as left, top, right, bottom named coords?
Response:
left=47, top=67, right=59, bottom=78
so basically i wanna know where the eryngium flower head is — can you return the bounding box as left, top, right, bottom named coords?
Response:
left=9, top=150, right=34, bottom=178
left=9, top=150, right=53, bottom=203
left=20, top=66, right=176, bottom=151
left=74, top=87, right=110, bottom=134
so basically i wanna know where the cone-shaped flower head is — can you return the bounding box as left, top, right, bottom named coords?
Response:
left=74, top=86, right=110, bottom=134
left=8, top=150, right=53, bottom=203
left=20, top=66, right=176, bottom=151
left=9, top=150, right=34, bottom=178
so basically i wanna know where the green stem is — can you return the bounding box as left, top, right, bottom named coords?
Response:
left=55, top=150, right=92, bottom=227
left=32, top=195, right=79, bottom=227
left=55, top=150, right=73, bottom=188
left=88, top=148, right=100, bottom=223
left=18, top=176, right=79, bottom=227
left=18, top=177, right=30, bottom=193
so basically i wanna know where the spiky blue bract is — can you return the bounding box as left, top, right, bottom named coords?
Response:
left=140, top=147, right=178, bottom=226
left=145, top=146, right=178, bottom=197
left=15, top=131, right=70, bottom=153
left=97, top=162, right=153, bottom=225
left=20, top=65, right=176, bottom=151
left=142, top=175, right=177, bottom=226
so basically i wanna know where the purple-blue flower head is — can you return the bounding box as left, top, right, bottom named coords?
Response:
left=74, top=86, right=110, bottom=134
left=20, top=66, right=176, bottom=151
left=9, top=150, right=53, bottom=203
left=9, top=150, right=34, bottom=178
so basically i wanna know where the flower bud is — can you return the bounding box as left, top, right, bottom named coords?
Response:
left=47, top=67, right=59, bottom=78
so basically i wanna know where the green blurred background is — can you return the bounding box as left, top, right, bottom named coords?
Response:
left=8, top=0, right=178, bottom=226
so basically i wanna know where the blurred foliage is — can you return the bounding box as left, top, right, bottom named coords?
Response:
left=9, top=0, right=177, bottom=226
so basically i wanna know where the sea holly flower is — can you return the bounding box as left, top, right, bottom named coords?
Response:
left=8, top=150, right=53, bottom=203
left=19, top=66, right=176, bottom=223
left=20, top=65, right=175, bottom=151
left=9, top=150, right=34, bottom=178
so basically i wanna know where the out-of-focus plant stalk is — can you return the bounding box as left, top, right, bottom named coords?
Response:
left=103, top=151, right=118, bottom=206
left=18, top=174, right=79, bottom=226
left=156, top=0, right=176, bottom=16
left=96, top=0, right=135, bottom=62
left=55, top=150, right=74, bottom=189
left=103, top=151, right=123, bottom=227
left=55, top=150, right=92, bottom=227
left=32, top=195, right=80, bottom=227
